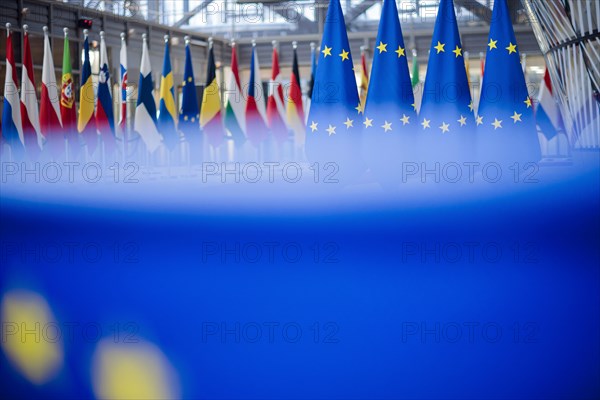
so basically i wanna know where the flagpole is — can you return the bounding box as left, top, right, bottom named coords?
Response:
left=82, top=28, right=91, bottom=164
left=4, top=23, right=14, bottom=163
left=183, top=34, right=192, bottom=174
left=120, top=32, right=127, bottom=164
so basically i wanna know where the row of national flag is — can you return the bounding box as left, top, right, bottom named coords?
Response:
left=1, top=25, right=314, bottom=160
left=2, top=25, right=121, bottom=160
left=2, top=1, right=565, bottom=165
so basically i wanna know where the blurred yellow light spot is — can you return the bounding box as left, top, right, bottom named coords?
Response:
left=92, top=339, right=179, bottom=400
left=1, top=290, right=63, bottom=384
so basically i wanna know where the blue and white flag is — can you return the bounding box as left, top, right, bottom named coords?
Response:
left=134, top=33, right=163, bottom=153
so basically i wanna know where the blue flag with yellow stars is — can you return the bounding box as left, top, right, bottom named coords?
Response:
left=362, top=0, right=417, bottom=189
left=158, top=36, right=179, bottom=151
left=477, top=0, right=541, bottom=166
left=179, top=36, right=201, bottom=146
left=419, top=0, right=474, bottom=163
left=305, top=0, right=363, bottom=180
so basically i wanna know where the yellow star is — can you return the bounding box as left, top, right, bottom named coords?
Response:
left=401, top=114, right=410, bottom=125
left=184, top=115, right=189, bottom=121
left=506, top=42, right=517, bottom=54
left=188, top=77, right=193, bottom=82
left=339, top=49, right=349, bottom=61
left=382, top=121, right=393, bottom=132
left=377, top=41, right=388, bottom=54
left=421, top=118, right=431, bottom=129
left=326, top=124, right=337, bottom=136
left=468, top=101, right=474, bottom=112
left=476, top=115, right=484, bottom=126
left=395, top=46, right=405, bottom=58
left=411, top=103, right=417, bottom=111
left=355, top=102, right=364, bottom=114
left=439, top=122, right=450, bottom=133
left=344, top=117, right=354, bottom=129
left=488, top=39, right=498, bottom=51
left=492, top=118, right=503, bottom=130
left=453, top=45, right=463, bottom=58
left=511, top=111, right=523, bottom=123
left=524, top=97, right=532, bottom=108
left=322, top=46, right=332, bottom=57
left=182, top=81, right=186, bottom=86
left=310, top=121, right=318, bottom=132
left=363, top=117, right=373, bottom=128
left=458, top=115, right=467, bottom=126
left=191, top=117, right=195, bottom=122
left=434, top=41, right=445, bottom=54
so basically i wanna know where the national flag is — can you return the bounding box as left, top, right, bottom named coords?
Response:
left=359, top=47, right=369, bottom=109
left=362, top=0, right=417, bottom=187
left=40, top=26, right=63, bottom=158
left=119, top=33, right=128, bottom=136
left=480, top=52, right=485, bottom=78
left=477, top=0, right=541, bottom=165
left=305, top=0, right=361, bottom=172
left=478, top=51, right=485, bottom=107
left=134, top=33, right=163, bottom=153
left=60, top=28, right=78, bottom=157
left=419, top=0, right=475, bottom=163
left=266, top=41, right=288, bottom=144
left=305, top=42, right=317, bottom=118
left=465, top=51, right=471, bottom=86
left=96, top=31, right=117, bottom=154
left=179, top=36, right=201, bottom=143
left=158, top=35, right=179, bottom=150
left=411, top=49, right=420, bottom=88
left=200, top=39, right=225, bottom=147
left=411, top=49, right=423, bottom=114
left=287, top=42, right=305, bottom=148
left=1, top=23, right=24, bottom=158
left=307, top=42, right=317, bottom=99
left=20, top=24, right=43, bottom=160
left=245, top=43, right=268, bottom=147
left=536, top=70, right=565, bottom=140
left=224, top=41, right=246, bottom=147
left=78, top=30, right=97, bottom=155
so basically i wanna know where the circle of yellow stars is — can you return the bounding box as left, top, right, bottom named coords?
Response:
left=311, top=38, right=528, bottom=137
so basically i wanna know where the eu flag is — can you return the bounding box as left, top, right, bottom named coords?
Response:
left=419, top=0, right=474, bottom=163
left=158, top=35, right=179, bottom=151
left=362, top=0, right=417, bottom=188
left=305, top=0, right=362, bottom=179
left=179, top=36, right=201, bottom=147
left=477, top=0, right=541, bottom=166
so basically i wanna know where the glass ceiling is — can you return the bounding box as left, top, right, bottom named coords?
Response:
left=67, top=0, right=494, bottom=35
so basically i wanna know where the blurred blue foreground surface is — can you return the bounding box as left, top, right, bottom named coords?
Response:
left=1, top=154, right=599, bottom=399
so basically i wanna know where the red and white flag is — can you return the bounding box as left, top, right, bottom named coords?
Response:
left=266, top=42, right=288, bottom=144
left=20, top=25, right=43, bottom=159
left=536, top=70, right=564, bottom=139
left=40, top=26, right=63, bottom=158
left=2, top=23, right=24, bottom=156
